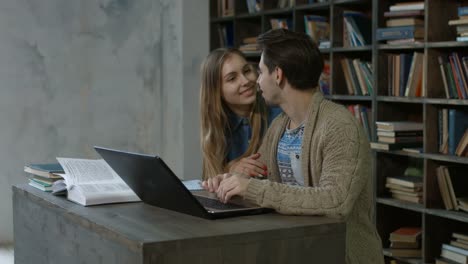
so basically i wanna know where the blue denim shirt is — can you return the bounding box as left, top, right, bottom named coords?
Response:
left=225, top=106, right=282, bottom=162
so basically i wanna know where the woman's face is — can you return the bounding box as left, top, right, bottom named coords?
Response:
left=220, top=53, right=257, bottom=116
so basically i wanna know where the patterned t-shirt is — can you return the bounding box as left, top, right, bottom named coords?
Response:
left=277, top=122, right=305, bottom=186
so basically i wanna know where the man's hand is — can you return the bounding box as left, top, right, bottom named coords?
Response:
left=216, top=173, right=251, bottom=203
left=229, top=153, right=267, bottom=178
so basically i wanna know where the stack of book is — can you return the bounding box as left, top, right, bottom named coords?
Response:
left=304, top=15, right=330, bottom=49
left=376, top=1, right=424, bottom=45
left=342, top=10, right=371, bottom=47
left=437, top=165, right=468, bottom=212
left=239, top=36, right=260, bottom=54
left=24, top=163, right=64, bottom=192
left=371, top=121, right=423, bottom=151
left=436, top=232, right=468, bottom=264
left=386, top=176, right=423, bottom=204
left=448, top=6, right=468, bottom=42
left=386, top=227, right=422, bottom=258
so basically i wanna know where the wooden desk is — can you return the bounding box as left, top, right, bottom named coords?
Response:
left=13, top=184, right=346, bottom=264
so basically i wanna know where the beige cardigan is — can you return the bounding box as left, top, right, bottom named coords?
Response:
left=244, top=91, right=384, bottom=264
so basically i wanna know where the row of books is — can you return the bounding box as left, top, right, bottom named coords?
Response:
left=438, top=53, right=468, bottom=100
left=436, top=232, right=468, bottom=264
left=342, top=11, right=371, bottom=47
left=376, top=2, right=424, bottom=44
left=270, top=18, right=292, bottom=30
left=386, top=175, right=423, bottom=204
left=448, top=6, right=468, bottom=42
left=216, top=24, right=234, bottom=48
left=385, top=227, right=422, bottom=258
left=341, top=58, right=374, bottom=96
left=217, top=0, right=234, bottom=17
left=304, top=15, right=330, bottom=49
left=319, top=60, right=330, bottom=95
left=438, top=109, right=468, bottom=156
left=387, top=52, right=424, bottom=97
left=437, top=165, right=468, bottom=213
left=345, top=104, right=371, bottom=141
left=371, top=121, right=423, bottom=151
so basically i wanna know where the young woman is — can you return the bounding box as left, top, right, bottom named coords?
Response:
left=200, top=48, right=280, bottom=179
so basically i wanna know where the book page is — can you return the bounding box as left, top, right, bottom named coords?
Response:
left=56, top=158, right=122, bottom=186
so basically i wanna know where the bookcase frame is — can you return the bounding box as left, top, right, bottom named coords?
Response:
left=209, top=0, right=468, bottom=263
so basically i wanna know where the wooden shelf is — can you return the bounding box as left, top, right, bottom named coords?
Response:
left=376, top=96, right=425, bottom=103
left=209, top=1, right=468, bottom=263
left=332, top=46, right=372, bottom=52
left=324, top=95, right=372, bottom=101
left=377, top=198, right=425, bottom=213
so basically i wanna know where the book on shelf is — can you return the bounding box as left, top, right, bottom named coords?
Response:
left=386, top=17, right=424, bottom=27
left=377, top=130, right=423, bottom=137
left=376, top=121, right=423, bottom=131
left=376, top=26, right=424, bottom=42
left=451, top=238, right=468, bottom=250
left=455, top=129, right=468, bottom=157
left=390, top=227, right=422, bottom=243
left=342, top=10, right=371, bottom=47
left=386, top=176, right=423, bottom=188
left=384, top=248, right=421, bottom=258
left=448, top=109, right=468, bottom=155
left=391, top=192, right=422, bottom=203
left=389, top=2, right=424, bottom=12
left=402, top=147, right=423, bottom=154
left=390, top=240, right=420, bottom=249
left=24, top=163, right=64, bottom=179
left=319, top=60, right=330, bottom=95
left=458, top=197, right=468, bottom=213
left=453, top=233, right=468, bottom=241
left=383, top=10, right=424, bottom=18
left=303, top=15, right=330, bottom=46
left=437, top=166, right=455, bottom=210
left=441, top=244, right=468, bottom=264
left=385, top=183, right=422, bottom=192
left=378, top=136, right=422, bottom=144
left=56, top=158, right=140, bottom=206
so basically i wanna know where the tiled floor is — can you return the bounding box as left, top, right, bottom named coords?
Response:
left=0, top=245, right=13, bottom=264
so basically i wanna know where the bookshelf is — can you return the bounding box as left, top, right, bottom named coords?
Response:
left=210, top=0, right=468, bottom=263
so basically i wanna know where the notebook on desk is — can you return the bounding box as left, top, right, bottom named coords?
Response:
left=94, top=146, right=271, bottom=219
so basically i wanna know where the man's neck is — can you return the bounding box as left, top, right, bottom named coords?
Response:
left=280, top=87, right=316, bottom=129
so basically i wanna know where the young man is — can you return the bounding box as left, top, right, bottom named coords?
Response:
left=203, top=29, right=384, bottom=264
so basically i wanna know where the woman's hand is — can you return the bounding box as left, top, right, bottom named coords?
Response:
left=229, top=153, right=267, bottom=178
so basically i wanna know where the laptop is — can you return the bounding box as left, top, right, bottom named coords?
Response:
left=94, top=146, right=272, bottom=219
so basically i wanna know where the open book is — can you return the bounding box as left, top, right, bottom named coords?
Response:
left=56, top=158, right=140, bottom=206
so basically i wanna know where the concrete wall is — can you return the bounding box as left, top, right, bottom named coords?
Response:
left=0, top=0, right=208, bottom=242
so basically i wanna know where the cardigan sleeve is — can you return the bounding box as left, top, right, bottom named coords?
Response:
left=244, top=120, right=371, bottom=219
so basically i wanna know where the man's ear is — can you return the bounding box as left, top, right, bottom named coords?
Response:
left=275, top=67, right=284, bottom=86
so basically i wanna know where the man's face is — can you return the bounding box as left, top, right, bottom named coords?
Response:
left=257, top=54, right=281, bottom=106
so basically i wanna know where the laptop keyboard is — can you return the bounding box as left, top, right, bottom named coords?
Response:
left=195, top=195, right=245, bottom=210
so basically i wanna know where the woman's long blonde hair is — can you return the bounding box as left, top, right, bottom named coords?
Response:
left=200, top=48, right=267, bottom=179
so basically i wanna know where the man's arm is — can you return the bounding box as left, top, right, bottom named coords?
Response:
left=243, top=121, right=370, bottom=218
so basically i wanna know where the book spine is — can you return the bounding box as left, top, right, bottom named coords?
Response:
left=376, top=26, right=419, bottom=41
left=458, top=6, right=468, bottom=17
